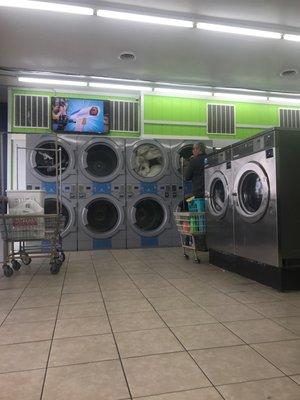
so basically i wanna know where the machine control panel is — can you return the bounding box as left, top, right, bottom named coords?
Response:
left=205, top=148, right=231, bottom=167
left=233, top=131, right=275, bottom=159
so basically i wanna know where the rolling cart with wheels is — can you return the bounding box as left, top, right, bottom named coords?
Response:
left=0, top=214, right=65, bottom=277
left=173, top=210, right=206, bottom=263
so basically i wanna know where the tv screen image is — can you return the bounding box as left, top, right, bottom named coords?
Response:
left=51, top=97, right=110, bottom=133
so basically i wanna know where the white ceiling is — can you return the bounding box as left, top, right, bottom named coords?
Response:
left=0, top=0, right=300, bottom=92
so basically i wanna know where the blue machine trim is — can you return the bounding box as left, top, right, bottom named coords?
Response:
left=140, top=182, right=157, bottom=195
left=93, top=238, right=112, bottom=249
left=92, top=183, right=111, bottom=195
left=141, top=236, right=159, bottom=247
left=42, top=182, right=57, bottom=194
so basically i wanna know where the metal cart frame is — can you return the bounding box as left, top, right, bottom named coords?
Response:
left=0, top=132, right=65, bottom=277
left=173, top=211, right=206, bottom=263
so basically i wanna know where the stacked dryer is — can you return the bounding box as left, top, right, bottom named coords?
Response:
left=26, top=134, right=78, bottom=251
left=77, top=136, right=126, bottom=250
left=126, top=139, right=172, bottom=248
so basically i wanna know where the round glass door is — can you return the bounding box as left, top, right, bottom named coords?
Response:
left=86, top=199, right=119, bottom=234
left=86, top=144, right=118, bottom=178
left=130, top=142, right=167, bottom=181
left=239, top=172, right=263, bottom=213
left=34, top=142, right=69, bottom=177
left=207, top=171, right=229, bottom=219
left=131, top=196, right=168, bottom=236
left=44, top=198, right=70, bottom=236
left=175, top=144, right=193, bottom=177
left=135, top=199, right=164, bottom=231
left=234, top=162, right=269, bottom=223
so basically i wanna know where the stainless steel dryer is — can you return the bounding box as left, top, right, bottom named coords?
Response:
left=205, top=146, right=234, bottom=255
left=126, top=138, right=172, bottom=248
left=77, top=136, right=126, bottom=250
left=26, top=134, right=77, bottom=193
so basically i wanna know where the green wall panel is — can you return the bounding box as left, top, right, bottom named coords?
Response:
left=9, top=88, right=139, bottom=137
left=8, top=88, right=300, bottom=141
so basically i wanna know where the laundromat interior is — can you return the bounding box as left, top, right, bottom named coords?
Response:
left=0, top=1, right=300, bottom=400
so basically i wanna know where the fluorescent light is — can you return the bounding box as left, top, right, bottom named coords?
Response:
left=269, top=97, right=300, bottom=105
left=97, top=9, right=193, bottom=28
left=18, top=77, right=88, bottom=86
left=196, top=22, right=282, bottom=39
left=214, top=93, right=268, bottom=101
left=89, top=82, right=153, bottom=91
left=154, top=88, right=212, bottom=97
left=284, top=34, right=300, bottom=42
left=0, top=0, right=94, bottom=15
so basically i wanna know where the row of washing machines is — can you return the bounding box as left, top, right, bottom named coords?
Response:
left=205, top=127, right=300, bottom=290
left=26, top=134, right=212, bottom=251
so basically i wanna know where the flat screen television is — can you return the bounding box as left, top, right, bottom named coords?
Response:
left=51, top=97, right=110, bottom=134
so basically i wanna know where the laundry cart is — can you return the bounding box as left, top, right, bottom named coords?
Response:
left=0, top=213, right=65, bottom=276
left=173, top=198, right=206, bottom=263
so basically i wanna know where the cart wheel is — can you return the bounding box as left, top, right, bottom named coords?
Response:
left=184, top=254, right=189, bottom=259
left=59, top=252, right=65, bottom=263
left=3, top=265, right=14, bottom=277
left=194, top=258, right=201, bottom=264
left=12, top=260, right=21, bottom=271
left=21, top=253, right=32, bottom=265
left=50, top=263, right=60, bottom=275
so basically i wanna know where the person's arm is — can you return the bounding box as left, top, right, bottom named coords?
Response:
left=185, top=158, right=195, bottom=181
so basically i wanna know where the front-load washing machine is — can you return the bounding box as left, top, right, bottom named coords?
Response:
left=126, top=139, right=172, bottom=248
left=77, top=136, right=126, bottom=250
left=210, top=128, right=300, bottom=290
left=170, top=139, right=213, bottom=245
left=26, top=134, right=77, bottom=193
left=205, top=146, right=234, bottom=255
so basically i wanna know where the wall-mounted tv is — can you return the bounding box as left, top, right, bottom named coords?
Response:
left=51, top=97, right=110, bottom=134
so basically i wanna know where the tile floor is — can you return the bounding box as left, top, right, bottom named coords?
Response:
left=0, top=247, right=299, bottom=400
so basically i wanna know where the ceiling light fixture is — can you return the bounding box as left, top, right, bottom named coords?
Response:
left=268, top=97, right=300, bottom=105
left=18, top=77, right=88, bottom=86
left=214, top=93, right=268, bottom=101
left=283, top=34, right=300, bottom=42
left=0, top=0, right=94, bottom=15
left=196, top=22, right=282, bottom=39
left=96, top=9, right=193, bottom=28
left=154, top=88, right=212, bottom=97
left=89, top=82, right=153, bottom=91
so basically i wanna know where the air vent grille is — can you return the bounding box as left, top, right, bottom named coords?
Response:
left=14, top=94, right=49, bottom=128
left=279, top=108, right=300, bottom=128
left=110, top=101, right=139, bottom=132
left=207, top=104, right=235, bottom=134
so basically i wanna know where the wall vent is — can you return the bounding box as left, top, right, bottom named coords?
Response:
left=13, top=94, right=49, bottom=128
left=207, top=104, right=235, bottom=134
left=279, top=108, right=300, bottom=128
left=110, top=100, right=139, bottom=132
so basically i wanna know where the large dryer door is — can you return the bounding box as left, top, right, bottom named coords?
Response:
left=130, top=195, right=170, bottom=237
left=128, top=140, right=169, bottom=182
left=44, top=197, right=75, bottom=238
left=29, top=137, right=74, bottom=182
left=233, top=162, right=269, bottom=223
left=172, top=142, right=194, bottom=179
left=81, top=195, right=124, bottom=239
left=207, top=171, right=229, bottom=220
left=79, top=138, right=124, bottom=182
